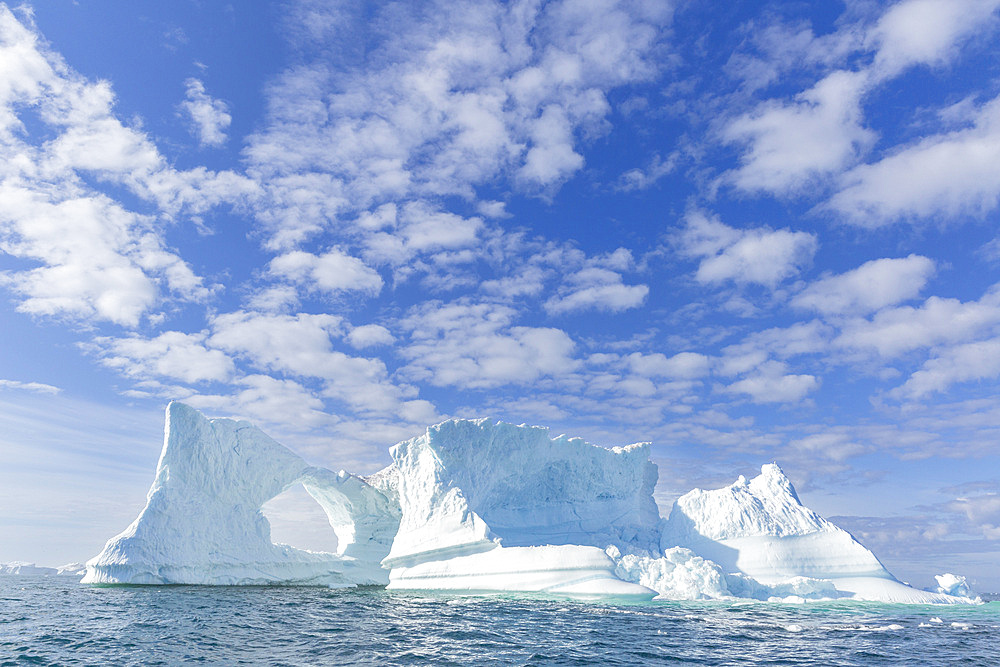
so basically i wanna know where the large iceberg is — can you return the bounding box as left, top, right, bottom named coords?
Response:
left=368, top=418, right=660, bottom=599
left=83, top=403, right=399, bottom=586
left=0, top=562, right=85, bottom=576
left=651, top=465, right=970, bottom=603
left=81, top=404, right=978, bottom=603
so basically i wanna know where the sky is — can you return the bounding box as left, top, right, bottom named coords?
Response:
left=0, top=0, right=998, bottom=591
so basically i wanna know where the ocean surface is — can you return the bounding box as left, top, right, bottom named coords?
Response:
left=2, top=577, right=998, bottom=666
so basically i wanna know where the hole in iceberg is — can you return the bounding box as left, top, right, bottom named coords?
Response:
left=261, top=483, right=339, bottom=554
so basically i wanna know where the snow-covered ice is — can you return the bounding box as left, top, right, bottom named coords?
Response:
left=656, top=464, right=975, bottom=604
left=0, top=562, right=85, bottom=576
left=83, top=402, right=400, bottom=586
left=369, top=418, right=660, bottom=598
left=77, top=404, right=979, bottom=603
left=0, top=562, right=58, bottom=575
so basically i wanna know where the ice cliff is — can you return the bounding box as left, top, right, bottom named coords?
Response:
left=83, top=403, right=399, bottom=586
left=368, top=418, right=661, bottom=598
left=82, top=404, right=977, bottom=603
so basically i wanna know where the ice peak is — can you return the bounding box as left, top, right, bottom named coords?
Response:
left=752, top=463, right=800, bottom=504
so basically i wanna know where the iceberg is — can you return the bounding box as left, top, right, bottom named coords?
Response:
left=81, top=404, right=978, bottom=603
left=655, top=464, right=973, bottom=604
left=0, top=562, right=58, bottom=575
left=0, top=562, right=86, bottom=576
left=935, top=573, right=974, bottom=598
left=369, top=418, right=660, bottom=599
left=83, top=402, right=400, bottom=586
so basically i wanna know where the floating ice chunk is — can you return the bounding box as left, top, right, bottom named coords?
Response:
left=83, top=402, right=400, bottom=586
left=610, top=546, right=731, bottom=600
left=934, top=573, right=971, bottom=597
left=608, top=545, right=844, bottom=601
left=55, top=563, right=86, bottom=576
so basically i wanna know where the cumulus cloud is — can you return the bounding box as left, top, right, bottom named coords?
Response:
left=835, top=285, right=1000, bottom=359
left=722, top=0, right=1000, bottom=201
left=723, top=70, right=873, bottom=195
left=897, top=337, right=1000, bottom=399
left=677, top=211, right=817, bottom=287
left=869, top=0, right=1000, bottom=78
left=93, top=332, right=234, bottom=384
left=625, top=351, right=711, bottom=379
left=180, top=78, right=231, bottom=147
left=399, top=299, right=578, bottom=389
left=722, top=361, right=819, bottom=403
left=268, top=248, right=384, bottom=296
left=949, top=493, right=1000, bottom=540
left=788, top=432, right=866, bottom=462
left=828, top=94, right=1000, bottom=225
left=793, top=255, right=936, bottom=316
left=544, top=267, right=648, bottom=315
left=183, top=374, right=332, bottom=430
left=0, top=7, right=252, bottom=327
left=346, top=324, right=395, bottom=349
left=616, top=153, right=675, bottom=192
left=245, top=0, right=671, bottom=250
left=208, top=310, right=418, bottom=414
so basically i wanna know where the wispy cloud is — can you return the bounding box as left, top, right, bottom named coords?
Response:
left=180, top=78, right=231, bottom=147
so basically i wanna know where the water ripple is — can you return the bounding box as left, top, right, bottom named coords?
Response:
left=0, top=578, right=997, bottom=666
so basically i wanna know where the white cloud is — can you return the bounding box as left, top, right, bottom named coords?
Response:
left=245, top=0, right=670, bottom=250
left=788, top=432, right=866, bottom=462
left=0, top=379, right=60, bottom=395
left=398, top=203, right=483, bottom=253
left=949, top=493, right=1000, bottom=540
left=835, top=285, right=1000, bottom=359
left=616, top=153, right=675, bottom=192
left=0, top=8, right=251, bottom=327
left=399, top=299, right=578, bottom=389
left=793, top=255, right=936, bottom=316
left=828, top=94, right=1000, bottom=225
left=897, top=336, right=1000, bottom=399
left=183, top=375, right=332, bottom=430
left=739, top=320, right=833, bottom=359
left=180, top=78, right=231, bottom=147
left=518, top=104, right=585, bottom=187
left=722, top=361, right=819, bottom=403
left=626, top=351, right=711, bottom=379
left=677, top=211, right=817, bottom=287
left=268, top=248, right=383, bottom=296
left=544, top=266, right=648, bottom=315
left=208, top=311, right=415, bottom=413
left=722, top=0, right=1000, bottom=202
left=346, top=324, right=395, bottom=348
left=93, top=332, right=234, bottom=384
left=870, top=0, right=1000, bottom=78
left=723, top=70, right=873, bottom=195
left=209, top=310, right=347, bottom=378
left=0, top=187, right=197, bottom=326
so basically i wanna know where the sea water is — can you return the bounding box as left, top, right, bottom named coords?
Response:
left=2, top=577, right=998, bottom=666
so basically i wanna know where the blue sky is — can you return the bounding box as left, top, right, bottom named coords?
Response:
left=1, top=0, right=999, bottom=591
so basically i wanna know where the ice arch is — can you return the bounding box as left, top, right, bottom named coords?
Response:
left=83, top=402, right=400, bottom=586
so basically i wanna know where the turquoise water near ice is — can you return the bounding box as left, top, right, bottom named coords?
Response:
left=2, top=577, right=998, bottom=666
